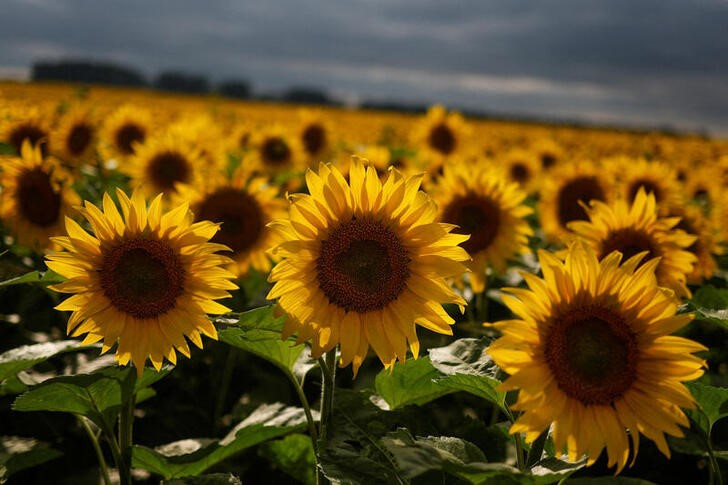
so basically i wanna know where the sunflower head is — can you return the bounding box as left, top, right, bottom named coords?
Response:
left=1, top=106, right=52, bottom=157
left=267, top=158, right=470, bottom=375
left=46, top=189, right=238, bottom=375
left=0, top=141, right=80, bottom=250
left=50, top=105, right=97, bottom=165
left=249, top=127, right=304, bottom=176
left=99, top=105, right=153, bottom=163
left=488, top=242, right=706, bottom=472
left=297, top=110, right=333, bottom=160
left=411, top=105, right=471, bottom=163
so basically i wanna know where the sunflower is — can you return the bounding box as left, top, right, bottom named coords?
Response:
left=611, top=157, right=683, bottom=212
left=297, top=110, right=334, bottom=163
left=98, top=105, right=153, bottom=164
left=267, top=159, right=470, bottom=374
left=497, top=148, right=541, bottom=194
left=568, top=189, right=696, bottom=298
left=166, top=113, right=227, bottom=179
left=50, top=105, right=97, bottom=166
left=123, top=133, right=203, bottom=201
left=0, top=142, right=80, bottom=250
left=248, top=126, right=304, bottom=177
left=539, top=159, right=613, bottom=243
left=176, top=166, right=287, bottom=276
left=668, top=205, right=723, bottom=284
left=487, top=242, right=706, bottom=472
left=431, top=162, right=533, bottom=292
left=45, top=189, right=238, bottom=375
left=0, top=106, right=52, bottom=157
left=410, top=105, right=471, bottom=163
left=680, top=165, right=721, bottom=215
left=531, top=137, right=564, bottom=171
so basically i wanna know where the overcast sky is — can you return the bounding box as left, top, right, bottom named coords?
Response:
left=2, top=0, right=728, bottom=134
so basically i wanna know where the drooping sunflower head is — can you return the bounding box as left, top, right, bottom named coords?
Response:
left=539, top=159, right=613, bottom=242
left=176, top=166, right=288, bottom=276
left=50, top=105, right=97, bottom=166
left=46, top=189, right=238, bottom=375
left=267, top=158, right=470, bottom=374
left=431, top=161, right=533, bottom=292
left=568, top=188, right=697, bottom=298
left=0, top=106, right=52, bottom=157
left=411, top=105, right=471, bottom=162
left=249, top=126, right=304, bottom=176
left=124, top=133, right=203, bottom=201
left=99, top=105, right=153, bottom=163
left=488, top=242, right=706, bottom=472
left=0, top=141, right=80, bottom=250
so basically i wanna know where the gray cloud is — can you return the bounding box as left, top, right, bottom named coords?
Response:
left=1, top=0, right=727, bottom=133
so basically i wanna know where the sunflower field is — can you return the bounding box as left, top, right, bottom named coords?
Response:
left=0, top=81, right=727, bottom=485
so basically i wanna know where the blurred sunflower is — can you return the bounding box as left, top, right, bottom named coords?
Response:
left=0, top=142, right=79, bottom=250
left=568, top=189, right=696, bottom=298
left=680, top=165, right=721, bottom=214
left=431, top=162, right=533, bottom=292
left=124, top=134, right=203, bottom=200
left=248, top=126, right=304, bottom=177
left=167, top=113, right=227, bottom=179
left=539, top=159, right=612, bottom=242
left=498, top=148, right=541, bottom=194
left=531, top=137, right=564, bottom=171
left=46, top=189, right=237, bottom=375
left=98, top=105, right=153, bottom=164
left=488, top=242, right=706, bottom=473
left=613, top=157, right=682, bottom=211
left=0, top=106, right=51, bottom=157
left=297, top=110, right=334, bottom=163
left=668, top=205, right=722, bottom=284
left=50, top=105, right=96, bottom=166
left=176, top=166, right=287, bottom=276
left=267, top=159, right=470, bottom=374
left=411, top=105, right=470, bottom=163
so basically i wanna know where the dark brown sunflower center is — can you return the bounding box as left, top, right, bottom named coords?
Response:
left=442, top=194, right=501, bottom=254
left=261, top=137, right=291, bottom=166
left=67, top=123, right=93, bottom=156
left=316, top=219, right=410, bottom=313
left=147, top=151, right=191, bottom=191
left=302, top=124, right=326, bottom=155
left=544, top=304, right=638, bottom=405
left=196, top=188, right=263, bottom=254
left=556, top=176, right=606, bottom=228
left=599, top=228, right=658, bottom=267
left=510, top=163, right=530, bottom=184
left=9, top=123, right=48, bottom=157
left=428, top=123, right=455, bottom=155
left=628, top=178, right=661, bottom=203
left=100, top=238, right=185, bottom=319
left=17, top=168, right=61, bottom=227
left=541, top=153, right=557, bottom=169
left=115, top=123, right=145, bottom=155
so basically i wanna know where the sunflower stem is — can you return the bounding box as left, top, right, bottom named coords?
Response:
left=212, top=347, right=237, bottom=433
left=77, top=415, right=112, bottom=485
left=525, top=429, right=548, bottom=468
left=118, top=374, right=137, bottom=485
left=317, top=349, right=337, bottom=484
left=286, top=370, right=320, bottom=473
left=514, top=432, right=526, bottom=472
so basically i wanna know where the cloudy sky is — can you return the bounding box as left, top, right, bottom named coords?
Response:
left=2, top=0, right=728, bottom=134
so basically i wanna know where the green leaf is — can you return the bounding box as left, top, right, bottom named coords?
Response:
left=375, top=357, right=453, bottom=409
left=0, top=340, right=87, bottom=382
left=565, top=478, right=658, bottom=484
left=132, top=403, right=308, bottom=479
left=686, top=382, right=728, bottom=436
left=0, top=436, right=62, bottom=484
left=218, top=306, right=305, bottom=377
left=428, top=337, right=506, bottom=410
left=259, top=434, right=316, bottom=485
left=0, top=270, right=65, bottom=287
left=163, top=474, right=242, bottom=485
left=687, top=285, right=728, bottom=328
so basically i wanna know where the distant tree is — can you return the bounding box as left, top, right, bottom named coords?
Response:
left=31, top=60, right=147, bottom=86
left=217, top=80, right=251, bottom=99
left=282, top=86, right=334, bottom=105
left=154, top=71, right=209, bottom=94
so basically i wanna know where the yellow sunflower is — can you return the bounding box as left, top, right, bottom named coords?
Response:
left=176, top=166, right=288, bottom=276
left=0, top=106, right=52, bottom=157
left=488, top=242, right=706, bottom=473
left=497, top=148, right=541, bottom=194
left=410, top=105, right=471, bottom=163
left=531, top=137, right=564, bottom=171
left=668, top=205, right=723, bottom=284
left=0, top=142, right=80, bottom=250
left=539, top=159, right=613, bottom=243
left=123, top=133, right=204, bottom=201
left=431, top=162, right=533, bottom=292
left=98, top=105, right=153, bottom=164
left=45, top=189, right=238, bottom=375
left=568, top=189, right=696, bottom=298
left=612, top=157, right=683, bottom=212
left=267, top=159, right=470, bottom=374
left=166, top=113, right=227, bottom=180
left=680, top=165, right=721, bottom=215
left=297, top=109, right=334, bottom=163
left=248, top=126, right=304, bottom=177
left=50, top=105, right=97, bottom=166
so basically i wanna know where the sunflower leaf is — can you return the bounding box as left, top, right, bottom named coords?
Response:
left=132, top=403, right=308, bottom=479
left=0, top=436, right=63, bottom=484
left=0, top=340, right=87, bottom=382
left=686, top=382, right=728, bottom=436
left=161, top=474, right=242, bottom=485
left=375, top=357, right=454, bottom=410
left=258, top=433, right=316, bottom=485
left=0, top=270, right=65, bottom=287
left=687, top=285, right=728, bottom=328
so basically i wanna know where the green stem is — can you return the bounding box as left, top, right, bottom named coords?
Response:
left=504, top=402, right=526, bottom=472
left=317, top=349, right=337, bottom=485
left=118, top=376, right=137, bottom=485
left=213, top=348, right=237, bottom=433
left=286, top=371, right=321, bottom=485
left=77, top=416, right=112, bottom=485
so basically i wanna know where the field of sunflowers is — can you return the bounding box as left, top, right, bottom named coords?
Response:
left=0, top=81, right=726, bottom=485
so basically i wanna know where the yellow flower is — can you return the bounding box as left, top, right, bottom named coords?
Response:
left=46, top=189, right=238, bottom=375
left=568, top=188, right=696, bottom=298
left=431, top=162, right=533, bottom=292
left=248, top=126, right=304, bottom=177
left=0, top=106, right=51, bottom=157
left=488, top=242, right=706, bottom=472
left=50, top=105, right=97, bottom=166
left=669, top=205, right=723, bottom=284
left=497, top=148, right=541, bottom=194
left=0, top=142, right=80, bottom=250
left=611, top=157, right=683, bottom=212
left=410, top=105, right=471, bottom=164
left=297, top=109, right=334, bottom=163
left=98, top=105, right=153, bottom=164
left=267, top=159, right=470, bottom=374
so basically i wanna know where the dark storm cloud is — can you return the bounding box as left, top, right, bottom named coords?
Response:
left=1, top=0, right=727, bottom=133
